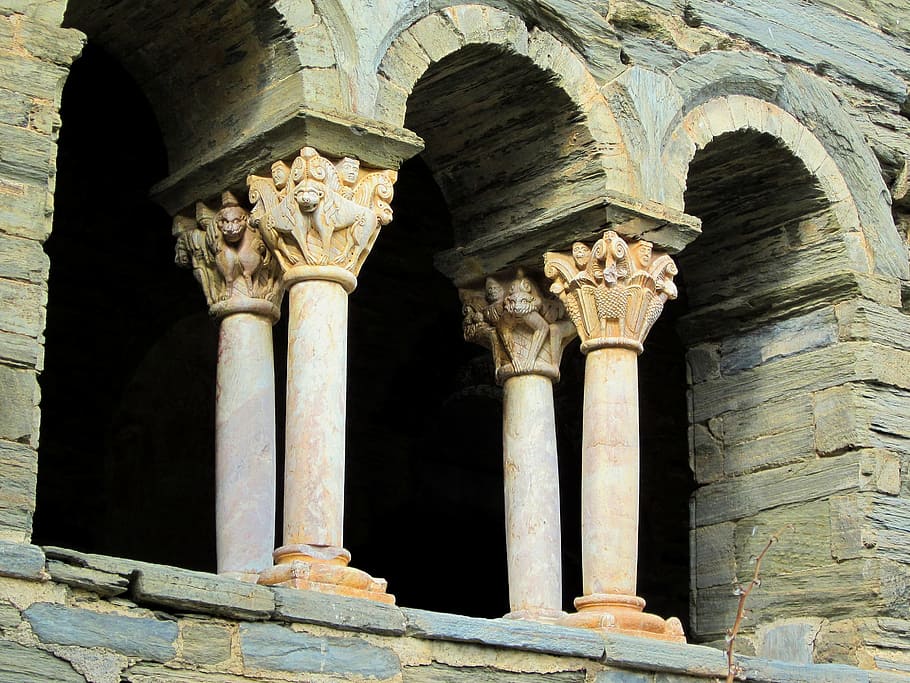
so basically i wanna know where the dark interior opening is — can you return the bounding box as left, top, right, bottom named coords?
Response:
left=33, top=43, right=218, bottom=570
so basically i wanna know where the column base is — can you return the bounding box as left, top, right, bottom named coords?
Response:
left=257, top=544, right=395, bottom=604
left=503, top=608, right=567, bottom=624
left=560, top=593, right=685, bottom=643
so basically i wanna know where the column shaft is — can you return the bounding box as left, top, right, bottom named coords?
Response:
left=502, top=374, right=563, bottom=616
left=582, top=346, right=639, bottom=597
left=285, top=279, right=348, bottom=548
left=215, top=312, right=276, bottom=576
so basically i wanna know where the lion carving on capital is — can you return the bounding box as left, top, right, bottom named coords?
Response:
left=247, top=147, right=397, bottom=276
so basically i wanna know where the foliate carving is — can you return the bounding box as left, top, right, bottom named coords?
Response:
left=460, top=269, right=577, bottom=383
left=247, top=147, right=396, bottom=277
left=174, top=192, right=282, bottom=313
left=544, top=231, right=678, bottom=354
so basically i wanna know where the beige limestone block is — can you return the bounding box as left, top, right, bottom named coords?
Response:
left=581, top=347, right=640, bottom=597
left=284, top=279, right=348, bottom=549
left=502, top=374, right=563, bottom=619
left=216, top=313, right=277, bottom=576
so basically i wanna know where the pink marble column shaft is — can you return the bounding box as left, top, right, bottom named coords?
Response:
left=284, top=279, right=348, bottom=550
left=581, top=346, right=639, bottom=597
left=215, top=311, right=276, bottom=577
left=502, top=373, right=563, bottom=619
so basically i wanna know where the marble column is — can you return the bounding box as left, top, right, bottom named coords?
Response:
left=460, top=270, right=576, bottom=621
left=248, top=147, right=397, bottom=602
left=174, top=192, right=282, bottom=580
left=544, top=231, right=686, bottom=642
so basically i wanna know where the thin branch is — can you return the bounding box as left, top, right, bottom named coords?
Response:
left=725, top=525, right=792, bottom=683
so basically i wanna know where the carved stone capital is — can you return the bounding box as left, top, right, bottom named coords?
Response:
left=544, top=231, right=678, bottom=354
left=247, top=147, right=397, bottom=285
left=460, top=269, right=577, bottom=384
left=173, top=191, right=283, bottom=319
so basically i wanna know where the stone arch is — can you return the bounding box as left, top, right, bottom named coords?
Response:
left=375, top=5, right=632, bottom=195
left=664, top=95, right=863, bottom=266
left=664, top=52, right=906, bottom=280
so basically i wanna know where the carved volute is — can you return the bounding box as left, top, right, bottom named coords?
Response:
left=544, top=231, right=678, bottom=354
left=460, top=269, right=577, bottom=383
left=247, top=147, right=397, bottom=279
left=173, top=191, right=283, bottom=317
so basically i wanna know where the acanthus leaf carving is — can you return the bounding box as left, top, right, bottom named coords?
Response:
left=460, top=269, right=577, bottom=383
left=544, top=231, right=678, bottom=353
left=247, top=147, right=397, bottom=277
left=173, top=191, right=282, bottom=312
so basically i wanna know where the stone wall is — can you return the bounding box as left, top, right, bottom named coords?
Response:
left=1, top=545, right=907, bottom=683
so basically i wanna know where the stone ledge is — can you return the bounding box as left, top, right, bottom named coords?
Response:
left=402, top=607, right=606, bottom=659
left=132, top=565, right=275, bottom=621
left=0, top=540, right=45, bottom=581
left=273, top=585, right=406, bottom=636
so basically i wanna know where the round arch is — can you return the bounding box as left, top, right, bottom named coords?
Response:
left=375, top=5, right=633, bottom=195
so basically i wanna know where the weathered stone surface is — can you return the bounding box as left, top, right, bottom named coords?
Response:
left=739, top=655, right=867, bottom=682
left=0, top=121, right=55, bottom=182
left=719, top=308, right=838, bottom=375
left=694, top=522, right=735, bottom=589
left=0, top=540, right=44, bottom=579
left=125, top=664, right=283, bottom=683
left=179, top=619, right=232, bottom=666
left=0, top=278, right=45, bottom=338
left=0, top=638, right=84, bottom=682
left=46, top=560, right=129, bottom=597
left=273, top=586, right=406, bottom=635
left=759, top=620, right=821, bottom=665
left=0, top=233, right=48, bottom=283
left=402, top=608, right=605, bottom=659
left=815, top=383, right=910, bottom=458
left=600, top=633, right=726, bottom=678
left=405, top=663, right=585, bottom=682
left=0, top=601, right=20, bottom=628
left=691, top=343, right=910, bottom=423
left=239, top=621, right=400, bottom=678
left=16, top=19, right=84, bottom=67
left=689, top=0, right=907, bottom=98
left=0, top=439, right=37, bottom=537
left=0, top=176, right=51, bottom=241
left=836, top=300, right=910, bottom=351
left=24, top=603, right=178, bottom=662
left=132, top=565, right=275, bottom=620
left=0, top=329, right=40, bottom=368
left=694, top=451, right=888, bottom=526
left=0, top=364, right=39, bottom=446
left=869, top=494, right=910, bottom=565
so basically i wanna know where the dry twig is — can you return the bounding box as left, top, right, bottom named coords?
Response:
left=724, top=525, right=792, bottom=683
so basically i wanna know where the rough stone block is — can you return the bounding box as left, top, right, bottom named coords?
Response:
left=408, top=13, right=464, bottom=63
left=239, top=621, right=400, bottom=679
left=694, top=522, right=735, bottom=589
left=405, top=663, right=585, bottom=682
left=0, top=87, right=30, bottom=128
left=738, top=655, right=867, bottom=682
left=0, top=176, right=50, bottom=241
left=0, top=233, right=47, bottom=282
left=0, top=364, right=39, bottom=446
left=0, top=277, right=45, bottom=338
left=0, top=540, right=44, bottom=580
left=402, top=607, right=605, bottom=659
left=0, top=329, right=40, bottom=368
left=132, top=565, right=275, bottom=620
left=125, top=663, right=284, bottom=683
left=24, top=602, right=178, bottom=662
left=0, top=638, right=84, bottom=682
left=601, top=633, right=726, bottom=678
left=180, top=619, right=232, bottom=665
left=836, top=300, right=910, bottom=351
left=17, top=20, right=83, bottom=67
left=0, top=121, right=54, bottom=182
left=759, top=620, right=822, bottom=665
left=0, top=54, right=67, bottom=100
left=273, top=585, right=406, bottom=635
left=0, top=439, right=37, bottom=537
left=46, top=559, right=129, bottom=597
left=0, top=601, right=21, bottom=628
